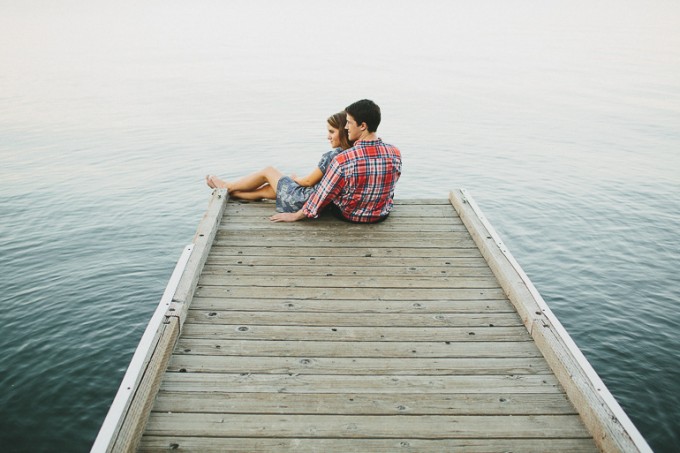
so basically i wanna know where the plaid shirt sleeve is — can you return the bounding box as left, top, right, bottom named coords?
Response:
left=302, top=158, right=346, bottom=218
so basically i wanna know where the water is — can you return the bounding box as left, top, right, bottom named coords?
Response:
left=1, top=1, right=679, bottom=451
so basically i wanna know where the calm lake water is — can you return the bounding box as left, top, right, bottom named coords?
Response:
left=1, top=1, right=679, bottom=451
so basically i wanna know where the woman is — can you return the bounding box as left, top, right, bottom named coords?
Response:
left=206, top=111, right=353, bottom=212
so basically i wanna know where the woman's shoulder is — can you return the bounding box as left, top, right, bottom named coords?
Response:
left=323, top=147, right=344, bottom=156
left=319, top=147, right=343, bottom=161
left=317, top=148, right=345, bottom=172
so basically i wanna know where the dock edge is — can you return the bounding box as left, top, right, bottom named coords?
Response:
left=91, top=189, right=229, bottom=453
left=449, top=188, right=651, bottom=453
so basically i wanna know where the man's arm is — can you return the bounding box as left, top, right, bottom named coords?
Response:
left=269, top=209, right=306, bottom=223
left=301, top=160, right=345, bottom=218
left=269, top=160, right=345, bottom=223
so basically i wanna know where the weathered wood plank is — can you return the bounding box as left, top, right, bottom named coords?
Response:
left=189, top=297, right=515, bottom=313
left=194, top=286, right=507, bottom=300
left=166, top=355, right=550, bottom=375
left=198, top=274, right=500, bottom=289
left=143, top=413, right=590, bottom=438
left=222, top=219, right=465, bottom=230
left=179, top=324, right=532, bottom=342
left=169, top=189, right=229, bottom=331
left=217, top=229, right=472, bottom=239
left=139, top=436, right=598, bottom=452
left=393, top=199, right=452, bottom=205
left=185, top=311, right=523, bottom=327
left=205, top=255, right=488, bottom=267
left=220, top=220, right=467, bottom=232
left=159, top=372, right=563, bottom=394
left=201, top=264, right=494, bottom=277
left=208, top=245, right=483, bottom=258
left=174, top=339, right=541, bottom=358
left=151, top=391, right=576, bottom=415
left=110, top=318, right=180, bottom=452
left=216, top=229, right=472, bottom=240
left=213, top=235, right=477, bottom=248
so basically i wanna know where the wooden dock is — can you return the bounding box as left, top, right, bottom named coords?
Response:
left=93, top=190, right=651, bottom=452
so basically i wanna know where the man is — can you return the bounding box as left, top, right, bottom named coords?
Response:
left=270, top=99, right=402, bottom=223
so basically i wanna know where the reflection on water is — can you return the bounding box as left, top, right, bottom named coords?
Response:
left=1, top=1, right=679, bottom=451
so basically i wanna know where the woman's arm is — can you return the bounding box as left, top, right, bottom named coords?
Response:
left=294, top=168, right=323, bottom=187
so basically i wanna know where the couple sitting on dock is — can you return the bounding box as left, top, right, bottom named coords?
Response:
left=206, top=99, right=402, bottom=224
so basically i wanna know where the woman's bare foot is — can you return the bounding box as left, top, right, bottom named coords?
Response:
left=207, top=175, right=229, bottom=190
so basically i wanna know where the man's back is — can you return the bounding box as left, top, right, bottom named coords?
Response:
left=334, top=139, right=401, bottom=220
left=303, top=138, right=401, bottom=223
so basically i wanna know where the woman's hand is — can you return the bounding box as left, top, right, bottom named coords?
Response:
left=269, top=210, right=306, bottom=222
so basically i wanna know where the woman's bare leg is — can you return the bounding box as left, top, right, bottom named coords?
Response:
left=206, top=175, right=228, bottom=189
left=230, top=184, right=276, bottom=201
left=207, top=166, right=283, bottom=194
left=230, top=166, right=284, bottom=192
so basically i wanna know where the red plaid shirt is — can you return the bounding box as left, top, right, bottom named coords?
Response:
left=302, top=138, right=402, bottom=223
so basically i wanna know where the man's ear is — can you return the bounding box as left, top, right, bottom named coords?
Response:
left=360, top=122, right=368, bottom=130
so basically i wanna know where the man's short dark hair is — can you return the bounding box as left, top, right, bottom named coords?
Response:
left=345, top=99, right=381, bottom=133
